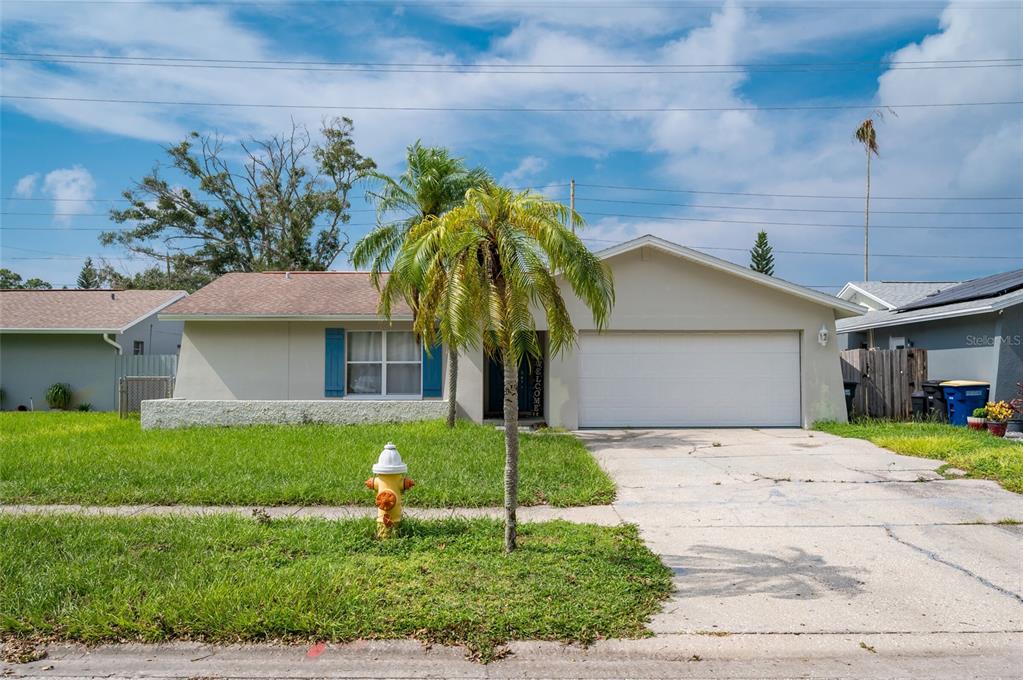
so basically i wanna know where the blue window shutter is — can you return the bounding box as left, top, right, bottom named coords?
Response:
left=422, top=342, right=443, bottom=398
left=325, top=328, right=345, bottom=397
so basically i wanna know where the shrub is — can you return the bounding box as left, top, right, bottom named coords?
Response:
left=77, top=403, right=93, bottom=412
left=972, top=407, right=988, bottom=419
left=44, top=383, right=73, bottom=410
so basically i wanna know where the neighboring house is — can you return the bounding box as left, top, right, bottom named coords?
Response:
left=0, top=289, right=187, bottom=411
left=837, top=270, right=1023, bottom=400
left=162, top=235, right=862, bottom=429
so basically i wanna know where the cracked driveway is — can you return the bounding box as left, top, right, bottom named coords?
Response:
left=579, top=428, right=1023, bottom=639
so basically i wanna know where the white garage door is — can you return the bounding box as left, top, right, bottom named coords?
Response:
left=578, top=332, right=801, bottom=427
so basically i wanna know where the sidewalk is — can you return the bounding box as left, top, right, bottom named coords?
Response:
left=0, top=502, right=621, bottom=525
left=6, top=635, right=1022, bottom=679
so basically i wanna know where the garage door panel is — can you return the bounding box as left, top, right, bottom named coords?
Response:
left=578, top=332, right=801, bottom=427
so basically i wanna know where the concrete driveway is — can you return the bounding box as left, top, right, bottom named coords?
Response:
left=580, top=428, right=1023, bottom=644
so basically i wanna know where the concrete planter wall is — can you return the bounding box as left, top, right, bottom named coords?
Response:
left=141, top=398, right=447, bottom=430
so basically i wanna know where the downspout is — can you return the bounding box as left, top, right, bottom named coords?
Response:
left=103, top=333, right=122, bottom=355
left=104, top=333, right=122, bottom=413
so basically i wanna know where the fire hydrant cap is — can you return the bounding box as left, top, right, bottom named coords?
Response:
left=372, top=442, right=408, bottom=475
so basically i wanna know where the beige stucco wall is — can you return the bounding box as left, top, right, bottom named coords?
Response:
left=174, top=244, right=849, bottom=428
left=538, top=245, right=848, bottom=429
left=173, top=319, right=441, bottom=401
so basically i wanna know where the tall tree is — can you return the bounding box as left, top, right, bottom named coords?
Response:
left=351, top=142, right=491, bottom=428
left=76, top=258, right=101, bottom=289
left=391, top=186, right=614, bottom=551
left=0, top=269, right=24, bottom=289
left=23, top=278, right=53, bottom=290
left=855, top=116, right=881, bottom=281
left=97, top=257, right=211, bottom=293
left=749, top=230, right=775, bottom=276
left=103, top=118, right=375, bottom=277
left=0, top=269, right=52, bottom=289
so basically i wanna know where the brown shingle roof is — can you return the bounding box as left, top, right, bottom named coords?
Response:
left=0, top=289, right=187, bottom=332
left=162, top=272, right=411, bottom=318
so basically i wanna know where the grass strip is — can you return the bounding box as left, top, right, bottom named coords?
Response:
left=0, top=414, right=614, bottom=507
left=0, top=514, right=670, bottom=662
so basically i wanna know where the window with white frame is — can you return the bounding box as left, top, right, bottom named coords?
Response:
left=347, top=331, right=421, bottom=396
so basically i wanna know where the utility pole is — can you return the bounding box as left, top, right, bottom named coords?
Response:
left=569, top=178, right=576, bottom=233
left=863, top=147, right=871, bottom=281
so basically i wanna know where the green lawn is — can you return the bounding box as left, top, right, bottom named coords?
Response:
left=815, top=420, right=1023, bottom=493
left=0, top=515, right=671, bottom=661
left=0, top=413, right=613, bottom=507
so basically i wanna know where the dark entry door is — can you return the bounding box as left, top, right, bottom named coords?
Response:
left=484, top=347, right=545, bottom=419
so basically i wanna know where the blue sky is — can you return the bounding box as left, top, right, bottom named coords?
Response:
left=1, top=0, right=1021, bottom=290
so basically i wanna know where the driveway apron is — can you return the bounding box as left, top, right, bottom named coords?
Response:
left=578, top=428, right=1023, bottom=637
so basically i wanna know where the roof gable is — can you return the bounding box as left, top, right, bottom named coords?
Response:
left=597, top=235, right=864, bottom=318
left=0, top=289, right=187, bottom=333
left=837, top=286, right=1023, bottom=333
left=837, top=281, right=958, bottom=311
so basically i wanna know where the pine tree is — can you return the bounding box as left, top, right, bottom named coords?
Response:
left=76, top=257, right=101, bottom=289
left=749, top=230, right=775, bottom=276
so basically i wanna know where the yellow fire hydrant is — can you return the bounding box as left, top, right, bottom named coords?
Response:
left=365, top=442, right=414, bottom=538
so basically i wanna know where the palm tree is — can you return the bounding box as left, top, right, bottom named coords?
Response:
left=389, top=186, right=614, bottom=552
left=854, top=116, right=880, bottom=281
left=351, top=142, right=490, bottom=427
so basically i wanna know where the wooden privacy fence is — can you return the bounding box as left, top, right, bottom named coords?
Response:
left=840, top=348, right=928, bottom=419
left=117, top=354, right=178, bottom=417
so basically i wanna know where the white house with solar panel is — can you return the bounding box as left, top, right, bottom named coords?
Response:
left=837, top=269, right=1023, bottom=401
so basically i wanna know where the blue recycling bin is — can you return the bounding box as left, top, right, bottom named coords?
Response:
left=940, top=381, right=990, bottom=426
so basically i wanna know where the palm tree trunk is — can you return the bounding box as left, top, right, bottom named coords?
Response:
left=502, top=348, right=519, bottom=553
left=446, top=347, right=459, bottom=428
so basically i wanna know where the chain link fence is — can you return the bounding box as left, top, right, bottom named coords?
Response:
left=119, top=376, right=175, bottom=417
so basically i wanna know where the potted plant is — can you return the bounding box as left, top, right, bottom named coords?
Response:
left=984, top=400, right=1013, bottom=438
left=1008, top=382, right=1023, bottom=438
left=967, top=407, right=987, bottom=431
left=44, top=383, right=73, bottom=411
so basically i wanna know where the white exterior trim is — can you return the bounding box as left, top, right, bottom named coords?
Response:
left=598, top=235, right=865, bottom=319
left=1, top=328, right=122, bottom=334
left=115, top=292, right=188, bottom=333
left=159, top=313, right=413, bottom=322
left=838, top=295, right=1021, bottom=333
left=836, top=282, right=896, bottom=310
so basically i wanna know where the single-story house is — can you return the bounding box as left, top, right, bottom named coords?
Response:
left=157, top=235, right=862, bottom=429
left=0, top=289, right=187, bottom=411
left=837, top=270, right=1023, bottom=401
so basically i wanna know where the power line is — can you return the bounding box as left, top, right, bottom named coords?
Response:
left=574, top=196, right=1023, bottom=216
left=1, top=185, right=566, bottom=203
left=4, top=0, right=1020, bottom=8
left=577, top=211, right=1023, bottom=231
left=6, top=52, right=1020, bottom=69
left=5, top=94, right=1021, bottom=113
left=0, top=209, right=380, bottom=216
left=576, top=237, right=1023, bottom=260
left=575, top=183, right=1023, bottom=201
left=5, top=54, right=1021, bottom=74
left=0, top=223, right=383, bottom=231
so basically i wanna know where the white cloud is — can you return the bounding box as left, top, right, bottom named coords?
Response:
left=2, top=1, right=1019, bottom=283
left=13, top=173, right=39, bottom=198
left=41, top=166, right=96, bottom=225
left=500, top=156, right=548, bottom=187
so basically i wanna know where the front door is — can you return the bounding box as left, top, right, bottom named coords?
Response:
left=484, top=335, right=545, bottom=420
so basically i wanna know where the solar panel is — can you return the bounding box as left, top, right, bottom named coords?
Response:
left=897, top=268, right=1023, bottom=312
